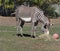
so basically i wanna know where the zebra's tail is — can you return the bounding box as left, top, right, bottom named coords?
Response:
left=11, top=12, right=16, bottom=16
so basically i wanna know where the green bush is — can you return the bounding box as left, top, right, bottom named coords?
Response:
left=0, top=0, right=60, bottom=17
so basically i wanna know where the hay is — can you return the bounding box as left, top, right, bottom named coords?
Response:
left=36, top=34, right=60, bottom=41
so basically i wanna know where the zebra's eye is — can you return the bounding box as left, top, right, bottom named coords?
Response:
left=44, top=24, right=47, bottom=29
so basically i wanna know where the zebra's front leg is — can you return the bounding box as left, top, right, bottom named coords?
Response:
left=31, top=22, right=37, bottom=38
left=34, top=26, right=37, bottom=37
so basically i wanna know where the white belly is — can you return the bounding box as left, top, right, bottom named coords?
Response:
left=21, top=17, right=31, bottom=22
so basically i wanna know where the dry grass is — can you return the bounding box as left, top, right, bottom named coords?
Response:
left=0, top=16, right=60, bottom=51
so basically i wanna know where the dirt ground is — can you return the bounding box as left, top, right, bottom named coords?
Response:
left=0, top=16, right=16, bottom=26
left=0, top=16, right=60, bottom=26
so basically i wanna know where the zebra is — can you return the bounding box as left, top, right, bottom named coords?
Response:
left=14, top=5, right=50, bottom=38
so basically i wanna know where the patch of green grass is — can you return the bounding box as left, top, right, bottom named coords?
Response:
left=0, top=26, right=16, bottom=31
left=0, top=32, right=60, bottom=51
left=0, top=25, right=60, bottom=51
left=50, top=26, right=60, bottom=35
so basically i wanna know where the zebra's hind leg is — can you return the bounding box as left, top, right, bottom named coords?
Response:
left=16, top=18, right=20, bottom=34
left=19, top=20, right=25, bottom=37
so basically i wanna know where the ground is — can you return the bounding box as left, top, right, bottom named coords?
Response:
left=0, top=16, right=60, bottom=51
left=0, top=16, right=60, bottom=26
left=0, top=16, right=16, bottom=26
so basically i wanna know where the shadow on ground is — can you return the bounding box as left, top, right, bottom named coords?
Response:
left=16, top=34, right=31, bottom=37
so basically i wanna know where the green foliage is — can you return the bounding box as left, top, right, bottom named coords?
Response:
left=33, top=0, right=59, bottom=17
left=4, top=0, right=14, bottom=9
left=41, top=3, right=58, bottom=17
left=0, top=0, right=60, bottom=17
left=0, top=0, right=2, bottom=6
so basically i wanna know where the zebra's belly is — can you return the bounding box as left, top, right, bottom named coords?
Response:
left=20, top=17, right=31, bottom=22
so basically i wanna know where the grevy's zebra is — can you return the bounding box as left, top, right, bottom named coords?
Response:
left=15, top=5, right=50, bottom=37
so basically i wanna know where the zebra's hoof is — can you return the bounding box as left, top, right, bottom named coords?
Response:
left=16, top=34, right=23, bottom=37
left=31, top=35, right=36, bottom=38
